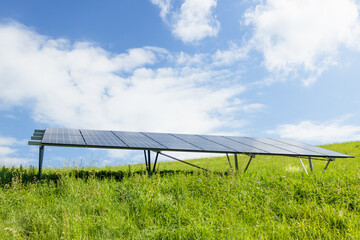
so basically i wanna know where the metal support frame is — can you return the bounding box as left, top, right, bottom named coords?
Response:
left=322, top=158, right=334, bottom=173
left=142, top=151, right=162, bottom=176
left=147, top=150, right=151, bottom=176
left=234, top=154, right=238, bottom=171
left=244, top=154, right=255, bottom=173
left=158, top=152, right=209, bottom=172
left=308, top=157, right=313, bottom=172
left=152, top=151, right=160, bottom=173
left=226, top=153, right=232, bottom=170
left=144, top=150, right=153, bottom=177
left=144, top=150, right=148, bottom=171
left=38, top=145, right=45, bottom=179
left=298, top=156, right=308, bottom=175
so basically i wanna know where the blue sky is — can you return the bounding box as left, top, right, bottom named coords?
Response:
left=0, top=0, right=360, bottom=167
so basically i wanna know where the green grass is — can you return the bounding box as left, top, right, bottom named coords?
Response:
left=0, top=142, right=359, bottom=239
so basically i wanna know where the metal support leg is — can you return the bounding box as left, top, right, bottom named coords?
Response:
left=38, top=145, right=45, bottom=179
left=152, top=151, right=160, bottom=173
left=226, top=153, right=233, bottom=170
left=234, top=154, right=238, bottom=171
left=308, top=157, right=313, bottom=172
left=144, top=150, right=149, bottom=171
left=322, top=159, right=331, bottom=173
left=298, top=156, right=308, bottom=175
left=244, top=155, right=254, bottom=173
left=147, top=150, right=151, bottom=177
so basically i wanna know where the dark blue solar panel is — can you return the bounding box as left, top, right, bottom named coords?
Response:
left=200, top=135, right=269, bottom=154
left=253, top=138, right=325, bottom=157
left=272, top=138, right=351, bottom=158
left=224, top=136, right=297, bottom=155
left=113, top=131, right=165, bottom=149
left=143, top=132, right=202, bottom=151
left=44, top=128, right=81, bottom=135
left=171, top=134, right=235, bottom=152
left=42, top=128, right=85, bottom=145
left=80, top=129, right=127, bottom=147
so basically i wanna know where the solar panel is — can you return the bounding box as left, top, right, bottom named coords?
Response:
left=42, top=134, right=85, bottom=145
left=252, top=138, right=326, bottom=157
left=80, top=129, right=127, bottom=147
left=44, top=128, right=81, bottom=135
left=199, top=135, right=269, bottom=154
left=272, top=138, right=350, bottom=158
left=224, top=136, right=297, bottom=155
left=42, top=128, right=86, bottom=146
left=113, top=131, right=166, bottom=149
left=143, top=132, right=202, bottom=151
left=171, top=133, right=234, bottom=152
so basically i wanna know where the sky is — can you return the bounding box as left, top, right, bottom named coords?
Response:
left=0, top=0, right=360, bottom=168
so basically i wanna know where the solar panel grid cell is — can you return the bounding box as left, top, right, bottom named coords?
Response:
left=113, top=131, right=166, bottom=149
left=80, top=130, right=127, bottom=147
left=201, top=135, right=269, bottom=154
left=171, top=134, right=235, bottom=152
left=225, top=136, right=297, bottom=155
left=42, top=129, right=86, bottom=145
left=45, top=128, right=81, bottom=136
left=253, top=138, right=325, bottom=157
left=143, top=132, right=202, bottom=151
left=273, top=138, right=350, bottom=158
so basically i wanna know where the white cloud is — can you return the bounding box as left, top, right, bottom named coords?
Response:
left=176, top=51, right=207, bottom=65
left=172, top=0, right=220, bottom=42
left=151, top=0, right=172, bottom=20
left=0, top=22, right=255, bottom=135
left=240, top=103, right=265, bottom=112
left=0, top=135, right=30, bottom=167
left=0, top=146, right=16, bottom=157
left=151, top=0, right=220, bottom=43
left=244, top=0, right=360, bottom=85
left=0, top=135, right=19, bottom=146
left=267, top=117, right=360, bottom=144
left=212, top=42, right=249, bottom=66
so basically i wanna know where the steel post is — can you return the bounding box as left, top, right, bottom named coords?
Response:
left=144, top=150, right=149, bottom=171
left=322, top=159, right=331, bottom=173
left=308, top=156, right=313, bottom=172
left=152, top=151, right=160, bottom=173
left=234, top=154, right=238, bottom=171
left=147, top=150, right=151, bottom=177
left=38, top=145, right=45, bottom=179
left=226, top=153, right=233, bottom=170
left=298, top=156, right=308, bottom=175
left=244, top=155, right=254, bottom=173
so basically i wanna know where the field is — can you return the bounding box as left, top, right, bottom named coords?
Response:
left=0, top=142, right=359, bottom=239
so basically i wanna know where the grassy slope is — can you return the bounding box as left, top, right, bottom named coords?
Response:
left=0, top=142, right=359, bottom=239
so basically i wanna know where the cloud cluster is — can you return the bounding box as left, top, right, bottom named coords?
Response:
left=268, top=117, right=360, bottom=144
left=0, top=136, right=17, bottom=157
left=151, top=0, right=220, bottom=43
left=0, top=134, right=29, bottom=167
left=244, top=0, right=360, bottom=85
left=212, top=42, right=248, bottom=66
left=0, top=22, right=255, bottom=135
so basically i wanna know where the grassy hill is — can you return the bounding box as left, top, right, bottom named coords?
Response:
left=0, top=141, right=359, bottom=239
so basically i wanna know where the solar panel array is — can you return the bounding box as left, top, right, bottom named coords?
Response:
left=40, top=128, right=352, bottom=158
